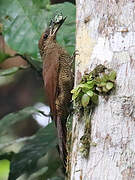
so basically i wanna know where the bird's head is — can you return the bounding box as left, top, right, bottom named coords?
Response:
left=39, top=13, right=66, bottom=56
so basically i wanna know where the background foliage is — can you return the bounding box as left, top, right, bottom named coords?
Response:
left=0, top=0, right=75, bottom=179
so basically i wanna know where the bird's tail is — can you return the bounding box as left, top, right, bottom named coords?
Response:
left=56, top=116, right=67, bottom=168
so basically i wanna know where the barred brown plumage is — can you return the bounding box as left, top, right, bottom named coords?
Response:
left=38, top=14, right=74, bottom=168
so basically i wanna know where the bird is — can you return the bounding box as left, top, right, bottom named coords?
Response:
left=38, top=13, right=74, bottom=167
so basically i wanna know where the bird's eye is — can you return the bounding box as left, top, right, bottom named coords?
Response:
left=43, top=33, right=48, bottom=40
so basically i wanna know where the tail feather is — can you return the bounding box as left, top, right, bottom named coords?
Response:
left=56, top=116, right=67, bottom=167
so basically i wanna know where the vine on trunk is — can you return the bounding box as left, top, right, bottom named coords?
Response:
left=71, top=64, right=116, bottom=157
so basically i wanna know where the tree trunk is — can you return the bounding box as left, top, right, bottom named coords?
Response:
left=70, top=0, right=135, bottom=179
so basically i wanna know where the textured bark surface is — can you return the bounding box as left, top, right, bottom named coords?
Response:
left=70, top=0, right=135, bottom=179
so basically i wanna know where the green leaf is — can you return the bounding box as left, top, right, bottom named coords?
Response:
left=0, top=0, right=43, bottom=59
left=79, top=83, right=94, bottom=90
left=50, top=2, right=76, bottom=54
left=97, top=81, right=106, bottom=87
left=106, top=82, right=114, bottom=90
left=0, top=152, right=15, bottom=161
left=32, top=0, right=50, bottom=9
left=86, top=80, right=95, bottom=86
left=100, top=74, right=109, bottom=82
left=0, top=106, right=41, bottom=134
left=28, top=167, right=48, bottom=180
left=40, top=148, right=63, bottom=179
left=0, top=67, right=20, bottom=76
left=76, top=83, right=94, bottom=94
left=72, top=87, right=81, bottom=101
left=0, top=51, right=11, bottom=63
left=71, top=86, right=79, bottom=94
left=49, top=177, right=64, bottom=180
left=91, top=93, right=98, bottom=105
left=95, top=77, right=101, bottom=83
left=86, top=90, right=94, bottom=97
left=0, top=160, right=10, bottom=179
left=81, top=94, right=90, bottom=108
left=108, top=71, right=116, bottom=81
left=102, top=86, right=108, bottom=92
left=0, top=0, right=75, bottom=61
left=8, top=123, right=57, bottom=180
left=23, top=55, right=43, bottom=72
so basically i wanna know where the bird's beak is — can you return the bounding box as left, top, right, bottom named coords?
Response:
left=50, top=15, right=67, bottom=36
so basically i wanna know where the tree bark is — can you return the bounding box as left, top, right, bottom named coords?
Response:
left=70, top=0, right=135, bottom=179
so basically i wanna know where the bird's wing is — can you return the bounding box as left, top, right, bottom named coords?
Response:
left=42, top=49, right=60, bottom=118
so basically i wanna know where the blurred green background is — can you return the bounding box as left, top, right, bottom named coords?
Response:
left=0, top=0, right=75, bottom=179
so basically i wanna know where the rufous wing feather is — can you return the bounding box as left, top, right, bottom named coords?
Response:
left=42, top=49, right=59, bottom=120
